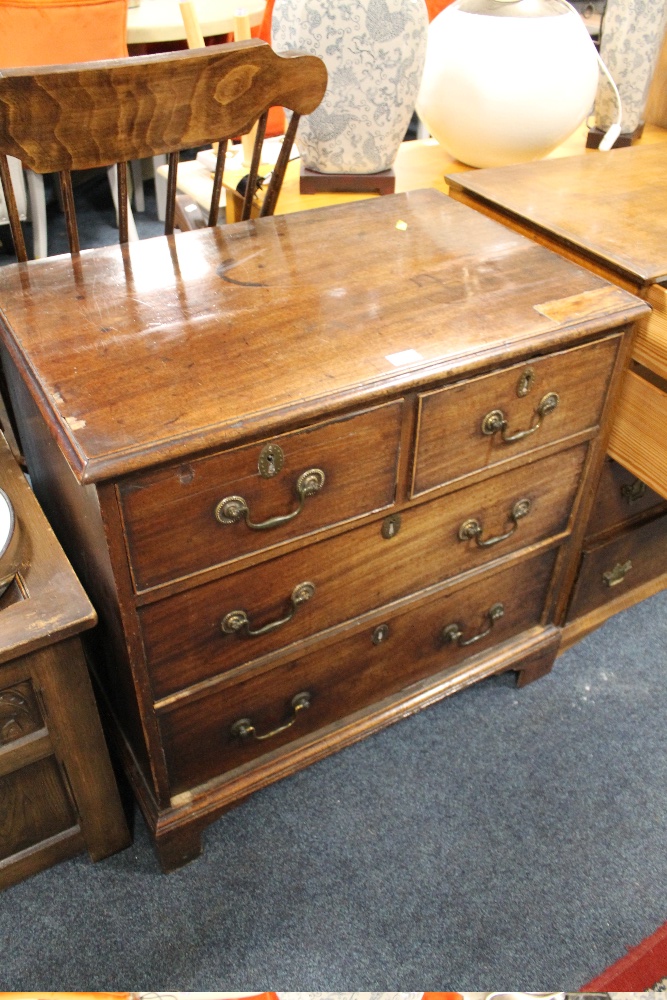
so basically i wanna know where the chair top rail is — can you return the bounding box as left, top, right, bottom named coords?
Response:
left=0, top=40, right=327, bottom=173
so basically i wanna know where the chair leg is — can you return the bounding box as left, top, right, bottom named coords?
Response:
left=25, top=170, right=48, bottom=258
left=153, top=154, right=168, bottom=222
left=130, top=160, right=145, bottom=213
left=107, top=165, right=139, bottom=241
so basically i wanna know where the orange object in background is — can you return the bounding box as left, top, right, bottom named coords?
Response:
left=0, top=0, right=128, bottom=67
left=0, top=995, right=132, bottom=1000
left=252, top=0, right=284, bottom=136
left=423, top=993, right=464, bottom=1000
left=424, top=0, right=457, bottom=18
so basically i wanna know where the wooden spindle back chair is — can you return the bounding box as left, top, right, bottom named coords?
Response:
left=0, top=40, right=328, bottom=262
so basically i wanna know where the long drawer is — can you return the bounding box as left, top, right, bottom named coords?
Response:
left=158, top=547, right=558, bottom=795
left=118, top=400, right=404, bottom=590
left=413, top=335, right=619, bottom=495
left=567, top=509, right=667, bottom=621
left=141, top=443, right=587, bottom=699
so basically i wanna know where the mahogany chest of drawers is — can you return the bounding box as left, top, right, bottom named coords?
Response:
left=0, top=190, right=648, bottom=870
left=0, top=431, right=129, bottom=889
left=447, top=144, right=667, bottom=643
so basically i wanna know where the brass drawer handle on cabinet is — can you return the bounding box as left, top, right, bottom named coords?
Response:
left=482, top=392, right=559, bottom=443
left=230, top=691, right=312, bottom=742
left=441, top=602, right=505, bottom=647
left=221, top=581, right=316, bottom=638
left=458, top=498, right=531, bottom=548
left=214, top=468, right=325, bottom=531
left=602, top=560, right=632, bottom=588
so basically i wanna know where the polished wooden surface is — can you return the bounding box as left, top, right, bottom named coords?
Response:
left=447, top=143, right=667, bottom=288
left=0, top=191, right=646, bottom=485
left=0, top=193, right=647, bottom=869
left=127, top=0, right=264, bottom=45
left=0, top=433, right=129, bottom=888
left=159, top=548, right=558, bottom=794
left=141, top=443, right=586, bottom=701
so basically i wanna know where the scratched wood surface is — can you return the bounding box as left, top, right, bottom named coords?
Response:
left=446, top=144, right=667, bottom=288
left=0, top=191, right=646, bottom=484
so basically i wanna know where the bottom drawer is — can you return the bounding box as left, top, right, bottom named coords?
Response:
left=567, top=509, right=667, bottom=621
left=159, top=548, right=558, bottom=795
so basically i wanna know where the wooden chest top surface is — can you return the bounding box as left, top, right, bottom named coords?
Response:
left=446, top=145, right=667, bottom=288
left=0, top=190, right=645, bottom=483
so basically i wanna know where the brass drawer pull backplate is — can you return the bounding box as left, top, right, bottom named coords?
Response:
left=231, top=691, right=312, bottom=742
left=482, top=392, right=559, bottom=443
left=602, top=560, right=632, bottom=587
left=458, top=498, right=531, bottom=548
left=221, top=581, right=316, bottom=638
left=441, top=602, right=505, bottom=647
left=215, top=467, right=325, bottom=531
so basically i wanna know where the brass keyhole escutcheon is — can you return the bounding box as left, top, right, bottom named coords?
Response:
left=381, top=513, right=401, bottom=539
left=258, top=442, right=284, bottom=479
left=517, top=368, right=535, bottom=397
left=372, top=623, right=390, bottom=645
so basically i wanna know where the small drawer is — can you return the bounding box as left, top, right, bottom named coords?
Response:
left=413, top=334, right=619, bottom=495
left=141, top=443, right=586, bottom=700
left=608, top=366, right=667, bottom=502
left=586, top=457, right=666, bottom=540
left=158, top=548, right=558, bottom=795
left=567, top=509, right=667, bottom=621
left=119, top=401, right=404, bottom=591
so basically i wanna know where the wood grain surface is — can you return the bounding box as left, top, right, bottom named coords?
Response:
left=0, top=191, right=647, bottom=484
left=446, top=144, right=667, bottom=288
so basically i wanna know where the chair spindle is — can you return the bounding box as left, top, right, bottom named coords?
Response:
left=164, top=151, right=180, bottom=236
left=59, top=171, right=80, bottom=254
left=0, top=154, right=28, bottom=263
left=208, top=140, right=228, bottom=228
left=241, top=110, right=268, bottom=222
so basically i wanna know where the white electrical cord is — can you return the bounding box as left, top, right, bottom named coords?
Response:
left=556, top=0, right=623, bottom=150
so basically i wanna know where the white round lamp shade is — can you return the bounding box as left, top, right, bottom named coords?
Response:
left=416, top=0, right=600, bottom=168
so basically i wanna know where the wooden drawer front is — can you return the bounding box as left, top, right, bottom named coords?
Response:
left=119, top=401, right=404, bottom=591
left=632, top=282, right=667, bottom=382
left=0, top=756, right=77, bottom=861
left=142, top=443, right=586, bottom=700
left=608, top=368, right=667, bottom=502
left=159, top=548, right=557, bottom=794
left=586, top=457, right=666, bottom=540
left=413, top=335, right=619, bottom=495
left=567, top=510, right=667, bottom=621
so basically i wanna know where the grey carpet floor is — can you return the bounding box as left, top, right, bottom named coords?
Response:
left=1, top=587, right=666, bottom=989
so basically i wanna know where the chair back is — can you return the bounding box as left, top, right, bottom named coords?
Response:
left=0, top=41, right=328, bottom=260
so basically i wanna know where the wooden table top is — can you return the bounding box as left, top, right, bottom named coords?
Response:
left=0, top=191, right=645, bottom=484
left=126, top=0, right=265, bottom=45
left=446, top=142, right=667, bottom=288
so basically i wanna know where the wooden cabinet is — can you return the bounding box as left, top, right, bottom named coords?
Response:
left=0, top=433, right=130, bottom=890
left=0, top=190, right=648, bottom=871
left=447, top=144, right=667, bottom=642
